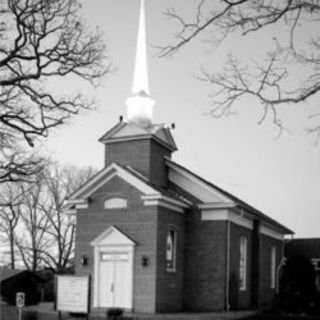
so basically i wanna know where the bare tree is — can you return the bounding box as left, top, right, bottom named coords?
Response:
left=160, top=0, right=320, bottom=140
left=0, top=162, right=95, bottom=272
left=15, top=177, right=52, bottom=271
left=0, top=183, right=25, bottom=268
left=39, top=163, right=96, bottom=273
left=0, top=0, right=110, bottom=182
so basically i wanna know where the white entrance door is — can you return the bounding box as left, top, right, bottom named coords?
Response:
left=99, top=252, right=131, bottom=308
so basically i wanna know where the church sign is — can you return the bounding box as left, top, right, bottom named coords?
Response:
left=56, top=275, right=90, bottom=313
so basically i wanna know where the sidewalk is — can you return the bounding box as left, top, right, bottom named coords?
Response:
left=23, top=303, right=257, bottom=320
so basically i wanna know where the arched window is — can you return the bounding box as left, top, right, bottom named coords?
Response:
left=104, top=197, right=127, bottom=209
left=271, top=246, right=276, bottom=289
left=239, top=236, right=247, bottom=291
left=166, top=230, right=176, bottom=272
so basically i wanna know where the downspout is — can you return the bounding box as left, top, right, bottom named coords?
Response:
left=276, top=240, right=287, bottom=294
left=225, top=207, right=244, bottom=310
left=226, top=220, right=230, bottom=311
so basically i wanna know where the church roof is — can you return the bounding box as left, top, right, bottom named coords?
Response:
left=165, top=157, right=294, bottom=235
left=98, top=120, right=177, bottom=151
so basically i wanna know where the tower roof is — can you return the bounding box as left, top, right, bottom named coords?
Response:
left=99, top=121, right=177, bottom=152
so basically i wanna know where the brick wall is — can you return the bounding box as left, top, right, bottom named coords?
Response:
left=155, top=206, right=185, bottom=312
left=104, top=138, right=172, bottom=187
left=183, top=208, right=228, bottom=311
left=75, top=176, right=158, bottom=313
left=228, top=222, right=253, bottom=310
left=258, top=234, right=283, bottom=308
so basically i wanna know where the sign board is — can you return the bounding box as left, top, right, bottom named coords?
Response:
left=56, top=276, right=90, bottom=313
left=16, top=292, right=25, bottom=307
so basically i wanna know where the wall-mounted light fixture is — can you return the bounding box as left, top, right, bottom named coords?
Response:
left=141, top=255, right=149, bottom=267
left=81, top=255, right=89, bottom=266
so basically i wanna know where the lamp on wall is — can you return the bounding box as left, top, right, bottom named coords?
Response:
left=81, top=255, right=89, bottom=266
left=141, top=255, right=149, bottom=267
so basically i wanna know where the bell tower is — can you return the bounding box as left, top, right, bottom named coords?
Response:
left=99, top=0, right=177, bottom=187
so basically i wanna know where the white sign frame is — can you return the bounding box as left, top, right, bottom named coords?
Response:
left=56, top=275, right=90, bottom=313
left=16, top=292, right=25, bottom=307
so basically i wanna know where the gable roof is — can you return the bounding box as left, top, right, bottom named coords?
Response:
left=98, top=121, right=177, bottom=151
left=63, top=162, right=190, bottom=213
left=165, top=157, right=293, bottom=234
left=0, top=269, right=44, bottom=283
left=90, top=225, right=136, bottom=247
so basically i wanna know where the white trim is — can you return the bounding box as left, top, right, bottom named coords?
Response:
left=90, top=226, right=135, bottom=309
left=198, top=202, right=236, bottom=209
left=239, top=236, right=248, bottom=291
left=141, top=194, right=189, bottom=208
left=104, top=197, right=127, bottom=209
left=142, top=193, right=189, bottom=213
left=64, top=209, right=77, bottom=215
left=166, top=229, right=177, bottom=272
left=103, top=134, right=176, bottom=151
left=201, top=209, right=253, bottom=230
left=260, top=225, right=284, bottom=240
left=75, top=203, right=89, bottom=209
left=143, top=199, right=184, bottom=213
left=271, top=246, right=276, bottom=289
left=68, top=163, right=159, bottom=202
left=166, top=159, right=231, bottom=203
left=66, top=198, right=87, bottom=205
left=90, top=226, right=135, bottom=247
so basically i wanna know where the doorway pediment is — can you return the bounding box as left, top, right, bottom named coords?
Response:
left=90, top=226, right=135, bottom=247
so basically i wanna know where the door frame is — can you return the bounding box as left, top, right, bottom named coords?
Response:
left=90, top=226, right=135, bottom=309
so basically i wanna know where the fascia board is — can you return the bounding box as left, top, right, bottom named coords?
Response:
left=141, top=194, right=190, bottom=208
left=198, top=202, right=236, bottom=209
left=90, top=225, right=135, bottom=247
left=69, top=163, right=159, bottom=201
left=166, top=160, right=231, bottom=203
left=143, top=199, right=184, bottom=213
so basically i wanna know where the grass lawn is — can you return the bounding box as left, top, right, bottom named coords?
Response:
left=245, top=314, right=320, bottom=320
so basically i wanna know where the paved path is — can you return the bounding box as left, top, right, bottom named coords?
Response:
left=0, top=302, right=257, bottom=320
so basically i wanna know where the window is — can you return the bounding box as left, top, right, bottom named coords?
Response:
left=311, top=259, right=320, bottom=271
left=166, top=230, right=176, bottom=272
left=104, top=197, right=127, bottom=209
left=271, top=246, right=276, bottom=289
left=239, top=236, right=247, bottom=291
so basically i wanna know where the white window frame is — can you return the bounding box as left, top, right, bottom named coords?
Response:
left=271, top=246, right=276, bottom=289
left=311, top=258, right=320, bottom=271
left=239, top=236, right=247, bottom=291
left=104, top=197, right=127, bottom=209
left=166, top=230, right=177, bottom=272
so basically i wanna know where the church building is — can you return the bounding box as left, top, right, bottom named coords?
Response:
left=64, top=0, right=293, bottom=313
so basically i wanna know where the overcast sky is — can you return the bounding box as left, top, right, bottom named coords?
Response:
left=42, top=0, right=320, bottom=238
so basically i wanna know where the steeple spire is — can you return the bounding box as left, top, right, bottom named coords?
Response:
left=132, top=0, right=149, bottom=95
left=126, top=0, right=155, bottom=128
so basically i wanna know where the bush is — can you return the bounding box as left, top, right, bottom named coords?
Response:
left=277, top=255, right=320, bottom=315
left=106, top=308, right=124, bottom=320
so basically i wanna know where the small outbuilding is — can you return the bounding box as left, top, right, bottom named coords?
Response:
left=0, top=268, right=44, bottom=305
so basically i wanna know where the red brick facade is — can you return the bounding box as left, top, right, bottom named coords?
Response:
left=65, top=123, right=292, bottom=313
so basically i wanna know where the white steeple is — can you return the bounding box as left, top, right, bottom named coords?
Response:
left=126, top=0, right=155, bottom=128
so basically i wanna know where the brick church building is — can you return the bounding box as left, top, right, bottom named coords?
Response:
left=64, top=0, right=293, bottom=313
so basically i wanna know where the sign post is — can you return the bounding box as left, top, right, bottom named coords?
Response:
left=16, top=292, right=25, bottom=320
